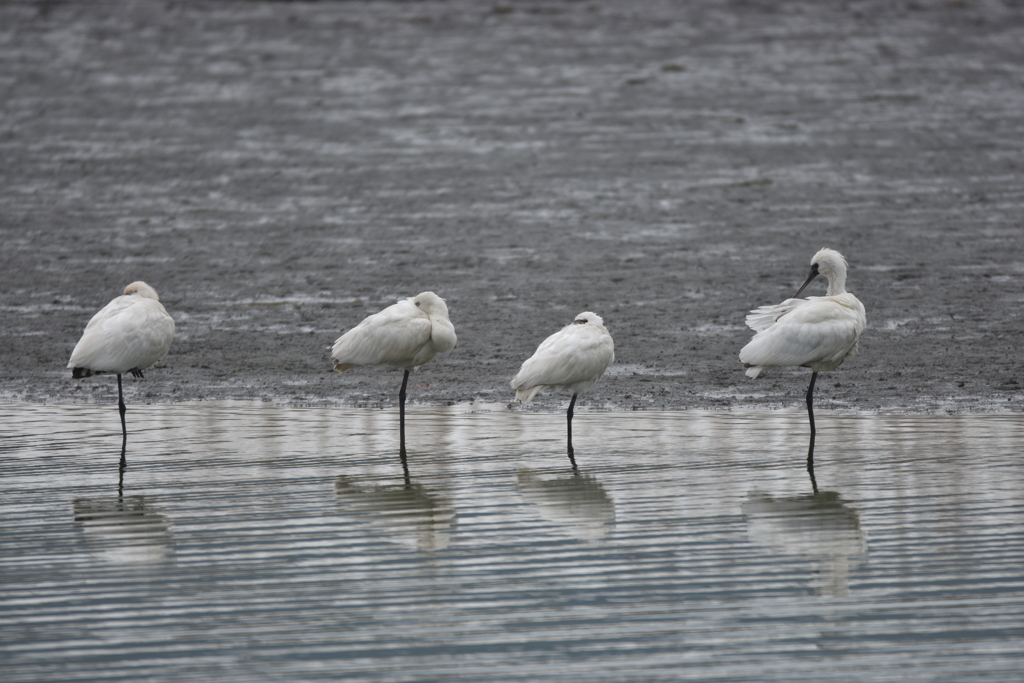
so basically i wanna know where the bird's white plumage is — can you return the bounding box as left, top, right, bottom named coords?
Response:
left=511, top=312, right=615, bottom=402
left=740, top=248, right=865, bottom=378
left=331, top=291, right=456, bottom=372
left=68, top=282, right=175, bottom=377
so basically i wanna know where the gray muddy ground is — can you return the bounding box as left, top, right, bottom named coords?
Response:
left=1, top=0, right=1022, bottom=414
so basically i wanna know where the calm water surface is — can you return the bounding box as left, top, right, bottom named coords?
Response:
left=1, top=401, right=1023, bottom=682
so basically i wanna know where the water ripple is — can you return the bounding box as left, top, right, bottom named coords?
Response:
left=1, top=402, right=1023, bottom=682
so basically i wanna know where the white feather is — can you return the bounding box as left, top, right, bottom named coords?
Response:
left=331, top=291, right=456, bottom=372
left=68, top=281, right=175, bottom=377
left=511, top=312, right=615, bottom=402
left=740, top=249, right=866, bottom=379
left=745, top=298, right=804, bottom=333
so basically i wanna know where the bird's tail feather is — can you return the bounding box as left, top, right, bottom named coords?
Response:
left=743, top=365, right=766, bottom=379
left=514, top=385, right=543, bottom=403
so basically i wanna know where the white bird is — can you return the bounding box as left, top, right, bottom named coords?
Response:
left=68, top=281, right=175, bottom=447
left=331, top=291, right=457, bottom=455
left=739, top=248, right=866, bottom=444
left=511, top=312, right=615, bottom=465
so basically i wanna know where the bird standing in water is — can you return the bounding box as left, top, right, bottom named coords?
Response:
left=331, top=291, right=457, bottom=460
left=511, top=312, right=615, bottom=468
left=740, top=248, right=866, bottom=477
left=68, top=281, right=175, bottom=450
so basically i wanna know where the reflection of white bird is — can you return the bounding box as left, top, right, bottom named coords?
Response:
left=73, top=495, right=175, bottom=564
left=511, top=312, right=615, bottom=463
left=331, top=292, right=457, bottom=454
left=516, top=469, right=616, bottom=542
left=334, top=476, right=457, bottom=552
left=742, top=491, right=866, bottom=597
left=68, top=282, right=175, bottom=446
left=740, top=249, right=866, bottom=437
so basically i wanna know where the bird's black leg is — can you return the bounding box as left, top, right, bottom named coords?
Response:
left=566, top=392, right=578, bottom=469
left=399, top=369, right=410, bottom=459
left=806, top=432, right=818, bottom=494
left=118, top=442, right=127, bottom=497
left=400, top=453, right=411, bottom=488
left=117, top=373, right=127, bottom=450
left=805, top=371, right=819, bottom=492
left=805, top=371, right=818, bottom=437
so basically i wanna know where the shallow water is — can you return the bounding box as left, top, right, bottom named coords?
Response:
left=1, top=401, right=1023, bottom=682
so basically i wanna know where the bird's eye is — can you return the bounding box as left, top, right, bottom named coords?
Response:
left=415, top=302, right=421, bottom=307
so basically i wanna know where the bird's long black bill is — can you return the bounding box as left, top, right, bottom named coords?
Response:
left=793, top=264, right=820, bottom=298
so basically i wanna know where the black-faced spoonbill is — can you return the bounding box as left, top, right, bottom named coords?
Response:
left=511, top=312, right=615, bottom=468
left=331, top=292, right=457, bottom=458
left=68, top=281, right=175, bottom=449
left=739, top=248, right=866, bottom=466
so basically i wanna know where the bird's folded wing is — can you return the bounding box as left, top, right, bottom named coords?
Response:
left=71, top=300, right=174, bottom=372
left=514, top=330, right=613, bottom=389
left=332, top=311, right=432, bottom=367
left=80, top=296, right=135, bottom=334
left=740, top=301, right=862, bottom=367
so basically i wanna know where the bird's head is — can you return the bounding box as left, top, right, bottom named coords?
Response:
left=413, top=291, right=449, bottom=318
left=123, top=281, right=161, bottom=300
left=573, top=312, right=604, bottom=327
left=794, top=248, right=848, bottom=298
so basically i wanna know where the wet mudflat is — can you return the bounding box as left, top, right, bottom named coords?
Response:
left=1, top=0, right=1023, bottom=412
left=3, top=3, right=1024, bottom=676
left=1, top=401, right=1023, bottom=682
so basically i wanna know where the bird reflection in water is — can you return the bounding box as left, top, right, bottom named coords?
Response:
left=742, top=489, right=866, bottom=597
left=72, top=447, right=174, bottom=564
left=334, top=474, right=456, bottom=553
left=516, top=468, right=616, bottom=542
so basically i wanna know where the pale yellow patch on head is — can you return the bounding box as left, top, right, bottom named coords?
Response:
left=123, top=281, right=160, bottom=300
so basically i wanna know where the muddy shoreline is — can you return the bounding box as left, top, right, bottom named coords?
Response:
left=2, top=0, right=1022, bottom=414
